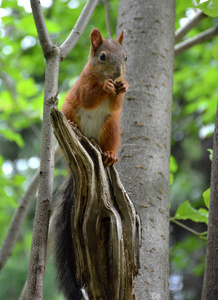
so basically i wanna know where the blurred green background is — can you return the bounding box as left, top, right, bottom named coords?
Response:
left=0, top=0, right=217, bottom=299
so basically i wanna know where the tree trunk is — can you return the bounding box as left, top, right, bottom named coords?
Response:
left=116, top=1, right=175, bottom=299
left=25, top=52, right=60, bottom=300
left=50, top=108, right=141, bottom=299
left=204, top=103, right=218, bottom=300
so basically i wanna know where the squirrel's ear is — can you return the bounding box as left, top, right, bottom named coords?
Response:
left=117, top=30, right=125, bottom=45
left=90, top=28, right=104, bottom=50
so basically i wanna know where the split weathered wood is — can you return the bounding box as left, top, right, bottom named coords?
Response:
left=50, top=107, right=141, bottom=300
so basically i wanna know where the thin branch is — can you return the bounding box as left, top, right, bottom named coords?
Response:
left=0, top=169, right=39, bottom=270
left=0, top=71, right=16, bottom=99
left=201, top=270, right=206, bottom=300
left=104, top=0, right=112, bottom=39
left=175, top=26, right=218, bottom=56
left=19, top=214, right=56, bottom=300
left=30, top=0, right=53, bottom=56
left=171, top=219, right=207, bottom=239
left=0, top=145, right=59, bottom=271
left=175, top=10, right=207, bottom=43
left=60, top=0, right=99, bottom=60
left=19, top=281, right=27, bottom=300
left=25, top=65, right=60, bottom=299
left=25, top=9, right=60, bottom=300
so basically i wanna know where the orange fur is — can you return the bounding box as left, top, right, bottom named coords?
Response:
left=100, top=112, right=121, bottom=151
left=62, top=28, right=128, bottom=166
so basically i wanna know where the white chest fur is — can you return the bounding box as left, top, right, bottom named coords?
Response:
left=77, top=98, right=110, bottom=143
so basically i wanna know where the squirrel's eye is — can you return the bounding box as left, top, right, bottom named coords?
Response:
left=125, top=56, right=127, bottom=62
left=100, top=53, right=106, bottom=61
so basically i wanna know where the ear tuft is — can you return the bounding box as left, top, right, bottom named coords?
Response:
left=90, top=28, right=104, bottom=50
left=117, top=30, right=125, bottom=45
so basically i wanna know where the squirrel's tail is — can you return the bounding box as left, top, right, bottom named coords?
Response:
left=53, top=174, right=81, bottom=300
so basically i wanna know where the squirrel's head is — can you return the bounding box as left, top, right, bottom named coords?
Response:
left=89, top=28, right=127, bottom=81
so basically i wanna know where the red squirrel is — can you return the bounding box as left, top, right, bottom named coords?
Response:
left=53, top=30, right=128, bottom=300
left=62, top=28, right=128, bottom=166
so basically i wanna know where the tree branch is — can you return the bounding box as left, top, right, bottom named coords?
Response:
left=30, top=0, right=53, bottom=56
left=175, top=26, right=218, bottom=56
left=175, top=10, right=207, bottom=43
left=0, top=145, right=60, bottom=271
left=170, top=219, right=207, bottom=239
left=26, top=3, right=60, bottom=298
left=104, top=0, right=112, bottom=39
left=0, top=169, right=39, bottom=270
left=25, top=56, right=60, bottom=299
left=60, top=0, right=99, bottom=60
left=19, top=206, right=57, bottom=300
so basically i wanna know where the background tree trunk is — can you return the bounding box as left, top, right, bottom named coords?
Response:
left=116, top=1, right=175, bottom=299
left=204, top=103, right=218, bottom=300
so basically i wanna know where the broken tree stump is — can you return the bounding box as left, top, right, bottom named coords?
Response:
left=50, top=108, right=141, bottom=299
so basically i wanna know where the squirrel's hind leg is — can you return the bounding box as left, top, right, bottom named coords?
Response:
left=100, top=113, right=121, bottom=166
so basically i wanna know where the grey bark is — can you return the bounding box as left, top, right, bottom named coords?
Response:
left=204, top=103, right=218, bottom=300
left=116, top=1, right=175, bottom=299
left=26, top=50, right=60, bottom=300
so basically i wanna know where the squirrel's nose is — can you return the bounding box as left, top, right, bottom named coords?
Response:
left=113, top=65, right=121, bottom=79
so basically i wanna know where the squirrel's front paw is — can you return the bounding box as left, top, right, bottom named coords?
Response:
left=103, top=79, right=117, bottom=95
left=102, top=151, right=118, bottom=167
left=115, top=81, right=129, bottom=94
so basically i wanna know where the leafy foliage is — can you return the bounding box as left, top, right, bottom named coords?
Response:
left=197, top=0, right=218, bottom=17
left=203, top=188, right=210, bottom=208
left=0, top=0, right=218, bottom=299
left=170, top=0, right=218, bottom=298
left=173, top=200, right=208, bottom=225
left=212, top=40, right=218, bottom=60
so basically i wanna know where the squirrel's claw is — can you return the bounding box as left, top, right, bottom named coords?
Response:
left=102, top=151, right=118, bottom=167
left=115, top=81, right=129, bottom=94
left=103, top=79, right=117, bottom=95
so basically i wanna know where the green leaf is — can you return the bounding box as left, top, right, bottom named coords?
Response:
left=197, top=0, right=218, bottom=17
left=0, top=91, right=13, bottom=110
left=44, top=18, right=61, bottom=33
left=170, top=173, right=174, bottom=185
left=203, top=188, right=210, bottom=208
left=13, top=174, right=26, bottom=186
left=0, top=190, right=18, bottom=208
left=16, top=78, right=38, bottom=98
left=212, top=40, right=218, bottom=61
left=16, top=15, right=37, bottom=36
left=174, top=201, right=208, bottom=224
left=0, top=128, right=24, bottom=147
left=170, top=155, right=178, bottom=173
left=207, top=149, right=213, bottom=161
